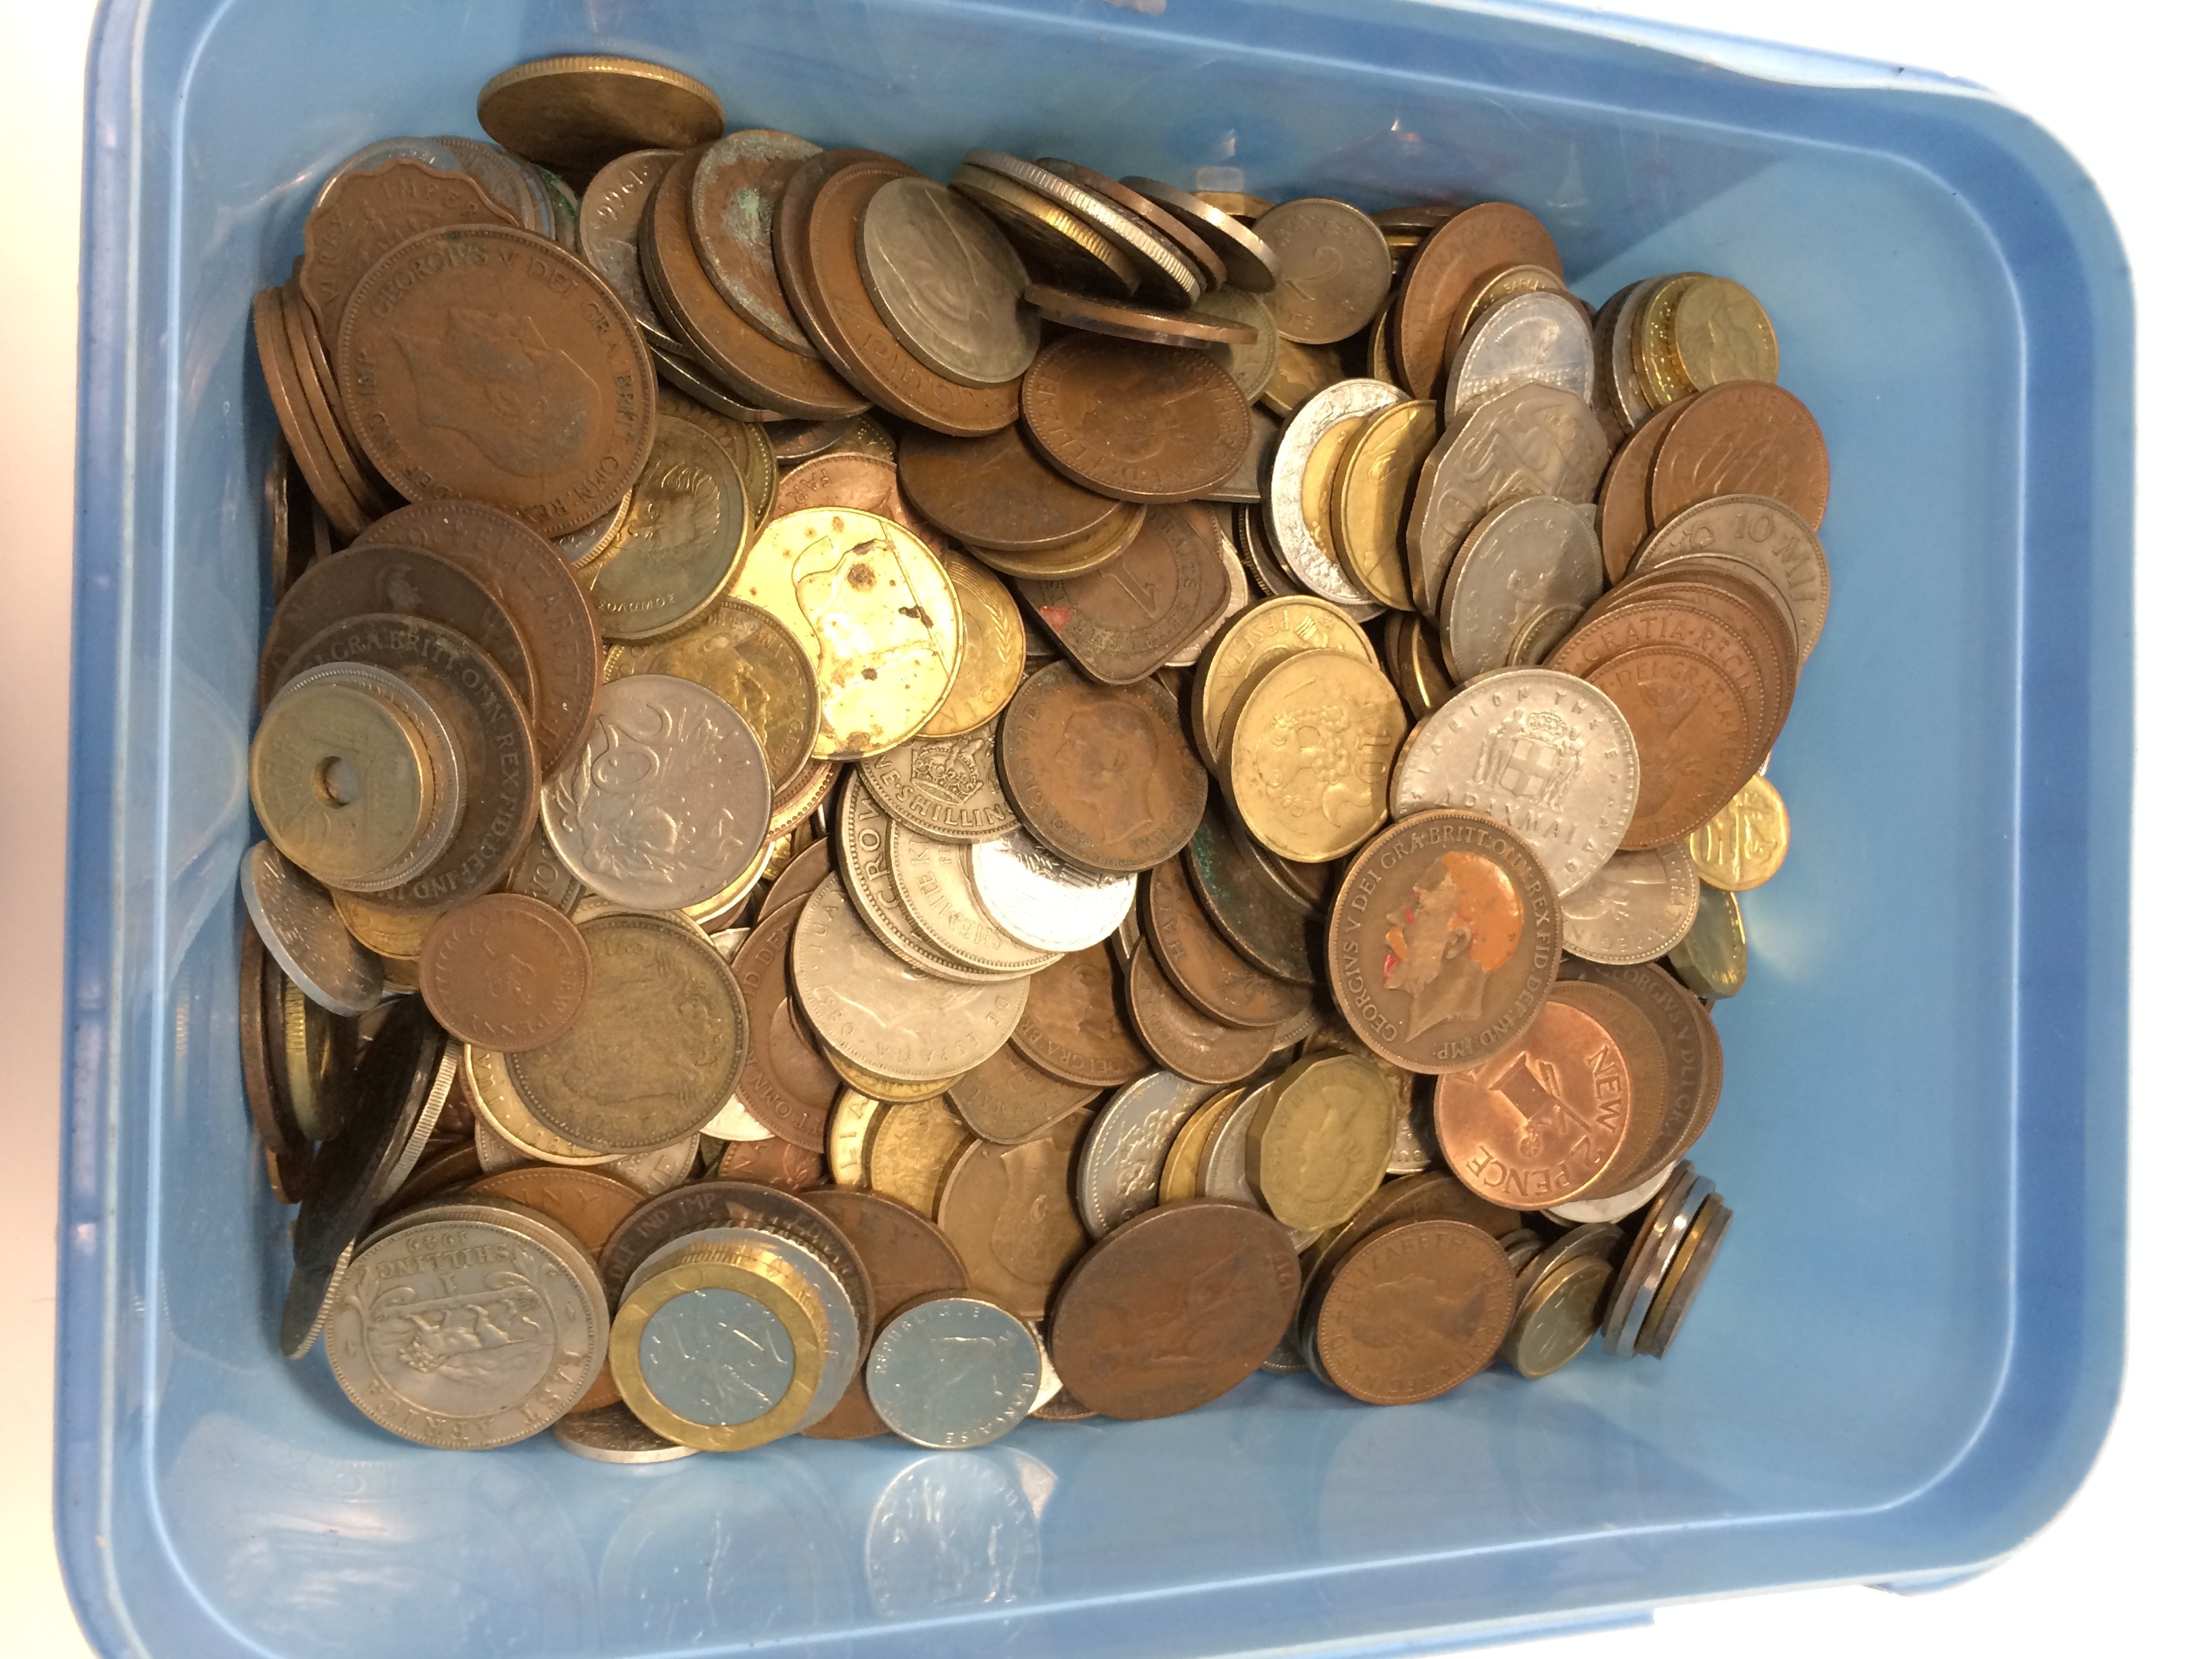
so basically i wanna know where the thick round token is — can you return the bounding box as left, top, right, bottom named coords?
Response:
left=477, top=55, right=723, bottom=174
left=1650, top=380, right=1829, bottom=528
left=731, top=508, right=961, bottom=760
left=1433, top=996, right=1634, bottom=1206
left=1326, top=809, right=1561, bottom=1075
left=997, top=663, right=1207, bottom=872
left=509, top=913, right=747, bottom=1152
left=1311, top=1218, right=1514, bottom=1403
left=1560, top=843, right=1702, bottom=965
left=542, top=674, right=772, bottom=910
left=861, top=177, right=1038, bottom=386
left=897, top=423, right=1122, bottom=552
left=1021, top=333, right=1252, bottom=504
left=689, top=129, right=824, bottom=355
left=1141, top=854, right=1309, bottom=1031
left=602, top=598, right=818, bottom=795
left=1392, top=203, right=1561, bottom=398
left=1010, top=945, right=1149, bottom=1089
left=867, top=1295, right=1040, bottom=1449
left=336, top=224, right=653, bottom=538
left=240, top=842, right=384, bottom=1016
left=1050, top=1201, right=1300, bottom=1419
left=419, top=894, right=592, bottom=1049
left=936, top=1111, right=1092, bottom=1319
left=613, top=1240, right=825, bottom=1450
left=1228, top=650, right=1406, bottom=863
left=1251, top=198, right=1393, bottom=344
left=801, top=1189, right=970, bottom=1439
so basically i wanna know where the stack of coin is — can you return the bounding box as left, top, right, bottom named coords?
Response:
left=234, top=53, right=1824, bottom=1456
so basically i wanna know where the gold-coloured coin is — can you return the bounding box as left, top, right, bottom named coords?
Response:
left=827, top=1088, right=888, bottom=1187
left=1300, top=410, right=1373, bottom=592
left=1244, top=1053, right=1394, bottom=1230
left=1228, top=649, right=1407, bottom=862
left=1501, top=1252, right=1613, bottom=1378
left=248, top=669, right=441, bottom=892
left=1159, top=1086, right=1245, bottom=1204
left=863, top=1095, right=972, bottom=1216
left=1669, top=276, right=1779, bottom=390
left=1382, top=613, right=1454, bottom=718
left=731, top=508, right=961, bottom=760
left=331, top=888, right=437, bottom=960
left=580, top=413, right=754, bottom=641
left=1194, top=595, right=1380, bottom=775
left=956, top=501, right=1147, bottom=582
left=462, top=1042, right=617, bottom=1168
left=825, top=1044, right=960, bottom=1104
left=609, top=1240, right=826, bottom=1452
left=917, top=553, right=1024, bottom=737
left=1686, top=773, right=1790, bottom=890
left=1330, top=399, right=1437, bottom=610
left=603, top=598, right=820, bottom=794
left=1259, top=337, right=1347, bottom=418
left=1633, top=272, right=1702, bottom=409
left=1668, top=883, right=1747, bottom=999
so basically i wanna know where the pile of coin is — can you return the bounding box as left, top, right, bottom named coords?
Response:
left=237, top=53, right=1811, bottom=1460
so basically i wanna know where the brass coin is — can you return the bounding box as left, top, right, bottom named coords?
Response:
left=1687, top=773, right=1790, bottom=890
left=859, top=719, right=1018, bottom=844
left=336, top=224, right=654, bottom=539
left=1330, top=399, right=1435, bottom=610
left=1018, top=502, right=1232, bottom=684
left=299, top=159, right=517, bottom=343
left=689, top=129, right=824, bottom=356
left=1038, top=159, right=1230, bottom=287
left=509, top=914, right=747, bottom=1152
left=774, top=451, right=954, bottom=564
left=920, top=554, right=1024, bottom=736
left=946, top=1043, right=1101, bottom=1145
left=1636, top=1192, right=1732, bottom=1357
left=1631, top=272, right=1702, bottom=407
left=1502, top=1250, right=1614, bottom=1378
left=825, top=1088, right=888, bottom=1187
left=1181, top=798, right=1320, bottom=985
left=732, top=508, right=960, bottom=759
left=1158, top=1087, right=1245, bottom=1203
left=823, top=1048, right=960, bottom=1105
left=949, top=165, right=1141, bottom=297
left=418, top=894, right=593, bottom=1051
left=1669, top=276, right=1778, bottom=390
left=1668, top=882, right=1747, bottom=999
left=1650, top=380, right=1829, bottom=529
left=1392, top=203, right=1562, bottom=398
left=965, top=151, right=1202, bottom=306
left=331, top=888, right=437, bottom=960
left=864, top=1096, right=971, bottom=1217
left=1382, top=612, right=1454, bottom=718
left=1023, top=284, right=1257, bottom=348
left=464, top=1041, right=618, bottom=1168
left=1193, top=594, right=1378, bottom=776
left=602, top=597, right=819, bottom=794
left=579, top=412, right=752, bottom=641
left=1311, top=1217, right=1514, bottom=1403
left=1434, top=996, right=1633, bottom=1206
left=1195, top=190, right=1275, bottom=222
left=1141, top=855, right=1309, bottom=1031
left=897, top=423, right=1122, bottom=553
left=997, top=664, right=1208, bottom=873
left=238, top=930, right=310, bottom=1197
left=1010, top=945, right=1149, bottom=1088
left=477, top=54, right=724, bottom=175
left=935, top=1110, right=1091, bottom=1319
left=1228, top=650, right=1406, bottom=863
left=730, top=901, right=842, bottom=1149
left=959, top=503, right=1149, bottom=581
left=1022, top=333, right=1252, bottom=504
left=1124, top=941, right=1276, bottom=1086
left=1326, top=809, right=1561, bottom=1075
left=1245, top=1052, right=1394, bottom=1229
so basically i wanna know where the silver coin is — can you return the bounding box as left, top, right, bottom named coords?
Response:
left=967, top=828, right=1136, bottom=954
left=1406, top=382, right=1610, bottom=618
left=632, top=1264, right=807, bottom=1433
left=890, top=821, right=1059, bottom=976
left=1544, top=1158, right=1681, bottom=1225
left=965, top=151, right=1202, bottom=306
left=1601, top=1165, right=1713, bottom=1355
left=472, top=1114, right=530, bottom=1175
left=1194, top=285, right=1279, bottom=401
left=311, top=136, right=464, bottom=211
left=1265, top=377, right=1408, bottom=606
left=792, top=877, right=1029, bottom=1081
left=1639, top=1195, right=1731, bottom=1357
left=1389, top=668, right=1640, bottom=897
left=1251, top=198, right=1393, bottom=344
left=1027, top=1321, right=1065, bottom=1414
left=1443, top=290, right=1597, bottom=418
left=1438, top=495, right=1605, bottom=680
left=323, top=1201, right=608, bottom=1448
left=1633, top=493, right=1830, bottom=661
left=1197, top=1077, right=1271, bottom=1206
left=1076, top=1070, right=1214, bottom=1236
left=859, top=176, right=1039, bottom=387
left=553, top=1401, right=699, bottom=1463
left=367, top=1037, right=459, bottom=1209
left=1385, top=1090, right=1438, bottom=1174
left=542, top=674, right=772, bottom=910
left=701, top=1093, right=778, bottom=1141
left=578, top=149, right=688, bottom=353
left=549, top=491, right=634, bottom=566
left=1605, top=276, right=1663, bottom=430
left=866, top=1295, right=1041, bottom=1449
left=1163, top=507, right=1253, bottom=665
left=239, top=842, right=384, bottom=1015
left=857, top=719, right=1019, bottom=844
left=609, top=1134, right=703, bottom=1196
left=623, top=1225, right=860, bottom=1432
left=1560, top=842, right=1701, bottom=965
left=837, top=775, right=1010, bottom=985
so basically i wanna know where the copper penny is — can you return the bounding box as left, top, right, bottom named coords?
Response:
left=781, top=153, right=1021, bottom=435
left=1124, top=941, right=1277, bottom=1086
left=935, top=1110, right=1092, bottom=1319
left=1021, top=333, right=1252, bottom=504
left=1326, top=809, right=1561, bottom=1075
left=1141, top=854, right=1309, bottom=1031
left=1018, top=503, right=1231, bottom=684
left=417, top=894, right=592, bottom=1050
left=1581, top=567, right=1798, bottom=746
left=800, top=1189, right=969, bottom=1439
left=640, top=146, right=867, bottom=420
left=773, top=451, right=954, bottom=558
left=997, top=663, right=1207, bottom=873
left=1549, top=594, right=1776, bottom=757
left=758, top=836, right=834, bottom=922
left=729, top=901, right=841, bottom=1151
left=1302, top=1168, right=1522, bottom=1298
left=251, top=287, right=368, bottom=537
left=1392, top=203, right=1561, bottom=399
left=1010, top=944, right=1149, bottom=1088
left=1595, top=397, right=1692, bottom=583
left=898, top=424, right=1122, bottom=553
left=960, top=503, right=1149, bottom=581
left=1433, top=996, right=1634, bottom=1207
left=717, top=1135, right=830, bottom=1191
left=336, top=224, right=654, bottom=538
left=863, top=1096, right=972, bottom=1216
left=1048, top=1200, right=1300, bottom=1419
left=365, top=500, right=605, bottom=773
left=946, top=1042, right=1100, bottom=1144
left=1547, top=978, right=1671, bottom=1201
left=300, top=159, right=518, bottom=343
left=1181, top=798, right=1320, bottom=985
left=1649, top=381, right=1830, bottom=528
left=1583, top=644, right=1755, bottom=849
left=1556, top=957, right=1715, bottom=1193
left=1311, top=1218, right=1514, bottom=1403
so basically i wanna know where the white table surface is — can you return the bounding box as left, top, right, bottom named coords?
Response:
left=0, top=1, right=2198, bottom=1653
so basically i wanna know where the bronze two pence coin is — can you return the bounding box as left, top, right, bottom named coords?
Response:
left=716, top=1136, right=829, bottom=1191
left=1048, top=1199, right=1300, bottom=1419
left=1310, top=1217, right=1515, bottom=1403
left=801, top=1187, right=969, bottom=1439
left=1649, top=380, right=1830, bottom=528
left=997, top=663, right=1206, bottom=873
left=1433, top=995, right=1634, bottom=1208
left=419, top=893, right=592, bottom=1050
left=1021, top=333, right=1252, bottom=504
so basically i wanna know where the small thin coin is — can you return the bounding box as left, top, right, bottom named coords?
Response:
left=800, top=1188, right=969, bottom=1439
left=1668, top=883, right=1748, bottom=999
left=1073, top=1071, right=1216, bottom=1237
left=239, top=843, right=384, bottom=1016
left=861, top=177, right=1038, bottom=385
left=1686, top=774, right=1790, bottom=890
left=1251, top=198, right=1392, bottom=344
left=867, top=1296, right=1040, bottom=1450
left=1023, top=284, right=1255, bottom=348
left=997, top=665, right=1208, bottom=874
left=859, top=720, right=1019, bottom=844
left=1636, top=1193, right=1732, bottom=1357
left=717, top=1136, right=829, bottom=1191
left=863, top=1096, right=972, bottom=1216
left=1502, top=1251, right=1614, bottom=1378
left=477, top=55, right=723, bottom=174
left=1011, top=945, right=1149, bottom=1089
left=1120, top=178, right=1282, bottom=290
left=554, top=1403, right=699, bottom=1463
left=969, top=830, right=1136, bottom=954
left=1670, top=276, right=1779, bottom=389
left=418, top=894, right=592, bottom=1050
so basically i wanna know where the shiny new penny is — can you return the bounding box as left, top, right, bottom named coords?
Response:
left=729, top=901, right=842, bottom=1151
left=1141, top=854, right=1310, bottom=1031
left=1018, top=502, right=1232, bottom=684
left=1048, top=1200, right=1300, bottom=1420
left=717, top=1136, right=830, bottom=1191
left=418, top=894, right=592, bottom=1050
left=1650, top=380, right=1830, bottom=528
left=1228, top=650, right=1406, bottom=863
left=1011, top=944, right=1149, bottom=1088
left=800, top=1189, right=969, bottom=1439
left=1393, top=203, right=1562, bottom=398
left=602, top=598, right=818, bottom=794
left=897, top=422, right=1122, bottom=553
left=1558, top=956, right=1715, bottom=1191
left=1021, top=333, right=1252, bottom=504
left=300, top=159, right=518, bottom=342
left=937, top=1111, right=1092, bottom=1319
left=1547, top=977, right=1673, bottom=1198
left=1434, top=996, right=1633, bottom=1206
left=997, top=664, right=1207, bottom=873
left=1584, top=645, right=1755, bottom=850
left=1125, top=941, right=1276, bottom=1086
left=1326, top=809, right=1561, bottom=1075
left=946, top=1043, right=1101, bottom=1145
left=337, top=224, right=653, bottom=538
left=1311, top=1218, right=1514, bottom=1403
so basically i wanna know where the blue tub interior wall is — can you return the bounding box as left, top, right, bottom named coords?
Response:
left=60, top=2, right=2130, bottom=1657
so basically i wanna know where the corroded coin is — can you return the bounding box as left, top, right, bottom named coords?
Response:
left=1687, top=773, right=1790, bottom=890
left=1193, top=595, right=1378, bottom=775
left=1124, top=941, right=1277, bottom=1086
left=1326, top=809, right=1561, bottom=1075
left=1252, top=197, right=1392, bottom=344
left=1559, top=842, right=1702, bottom=964
left=1010, top=944, right=1149, bottom=1088
left=861, top=177, right=1038, bottom=385
left=946, top=1043, right=1101, bottom=1145
left=732, top=507, right=960, bottom=760
left=240, top=842, right=384, bottom=1016
left=969, top=828, right=1136, bottom=953
left=1018, top=501, right=1231, bottom=684
left=336, top=224, right=654, bottom=538
left=1439, top=495, right=1605, bottom=678
left=1444, top=290, right=1596, bottom=417
left=690, top=129, right=824, bottom=355
left=729, top=902, right=842, bottom=1149
left=1246, top=1052, right=1395, bottom=1230
left=1650, top=380, right=1830, bottom=528
left=1181, top=800, right=1319, bottom=984
left=937, top=1111, right=1091, bottom=1318
left=1141, top=853, right=1309, bottom=1031
left=800, top=1188, right=970, bottom=1439
left=1228, top=649, right=1406, bottom=863
left=1392, top=202, right=1561, bottom=398
left=898, top=422, right=1122, bottom=553
left=1310, top=1218, right=1513, bottom=1403
left=1021, top=333, right=1252, bottom=504
left=578, top=414, right=752, bottom=642
left=859, top=719, right=1018, bottom=844
left=418, top=893, right=592, bottom=1050
left=1050, top=1200, right=1300, bottom=1418
left=997, top=664, right=1207, bottom=873
left=602, top=598, right=818, bottom=794
left=867, top=1295, right=1040, bottom=1450
left=1433, top=995, right=1633, bottom=1207
left=477, top=55, right=724, bottom=174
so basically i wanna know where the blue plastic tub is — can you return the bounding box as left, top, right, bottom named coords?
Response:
left=58, top=1, right=2131, bottom=1655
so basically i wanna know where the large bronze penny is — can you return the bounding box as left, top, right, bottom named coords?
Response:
left=997, top=663, right=1206, bottom=873
left=1048, top=1200, right=1300, bottom=1420
left=898, top=423, right=1122, bottom=553
left=1141, top=855, right=1309, bottom=1031
left=729, top=901, right=841, bottom=1151
left=1649, top=380, right=1830, bottom=529
left=1551, top=592, right=1780, bottom=769
left=418, top=893, right=592, bottom=1050
left=800, top=1189, right=968, bottom=1439
left=960, top=502, right=1149, bottom=581
left=1302, top=1169, right=1523, bottom=1294
left=1433, top=996, right=1633, bottom=1207
left=1123, top=941, right=1276, bottom=1086
left=1326, top=809, right=1560, bottom=1075
left=689, top=129, right=823, bottom=356
left=336, top=224, right=654, bottom=538
left=1012, top=944, right=1149, bottom=1088
left=1310, top=1217, right=1514, bottom=1403
left=1021, top=333, right=1252, bottom=504
left=300, top=159, right=518, bottom=343
left=946, top=1042, right=1101, bottom=1144
left=1391, top=203, right=1561, bottom=399
left=1181, top=799, right=1321, bottom=985
left=1017, top=502, right=1231, bottom=685
left=1593, top=397, right=1691, bottom=582
left=466, top=1164, right=644, bottom=1256
left=936, top=1110, right=1092, bottom=1319
left=1584, top=644, right=1756, bottom=849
